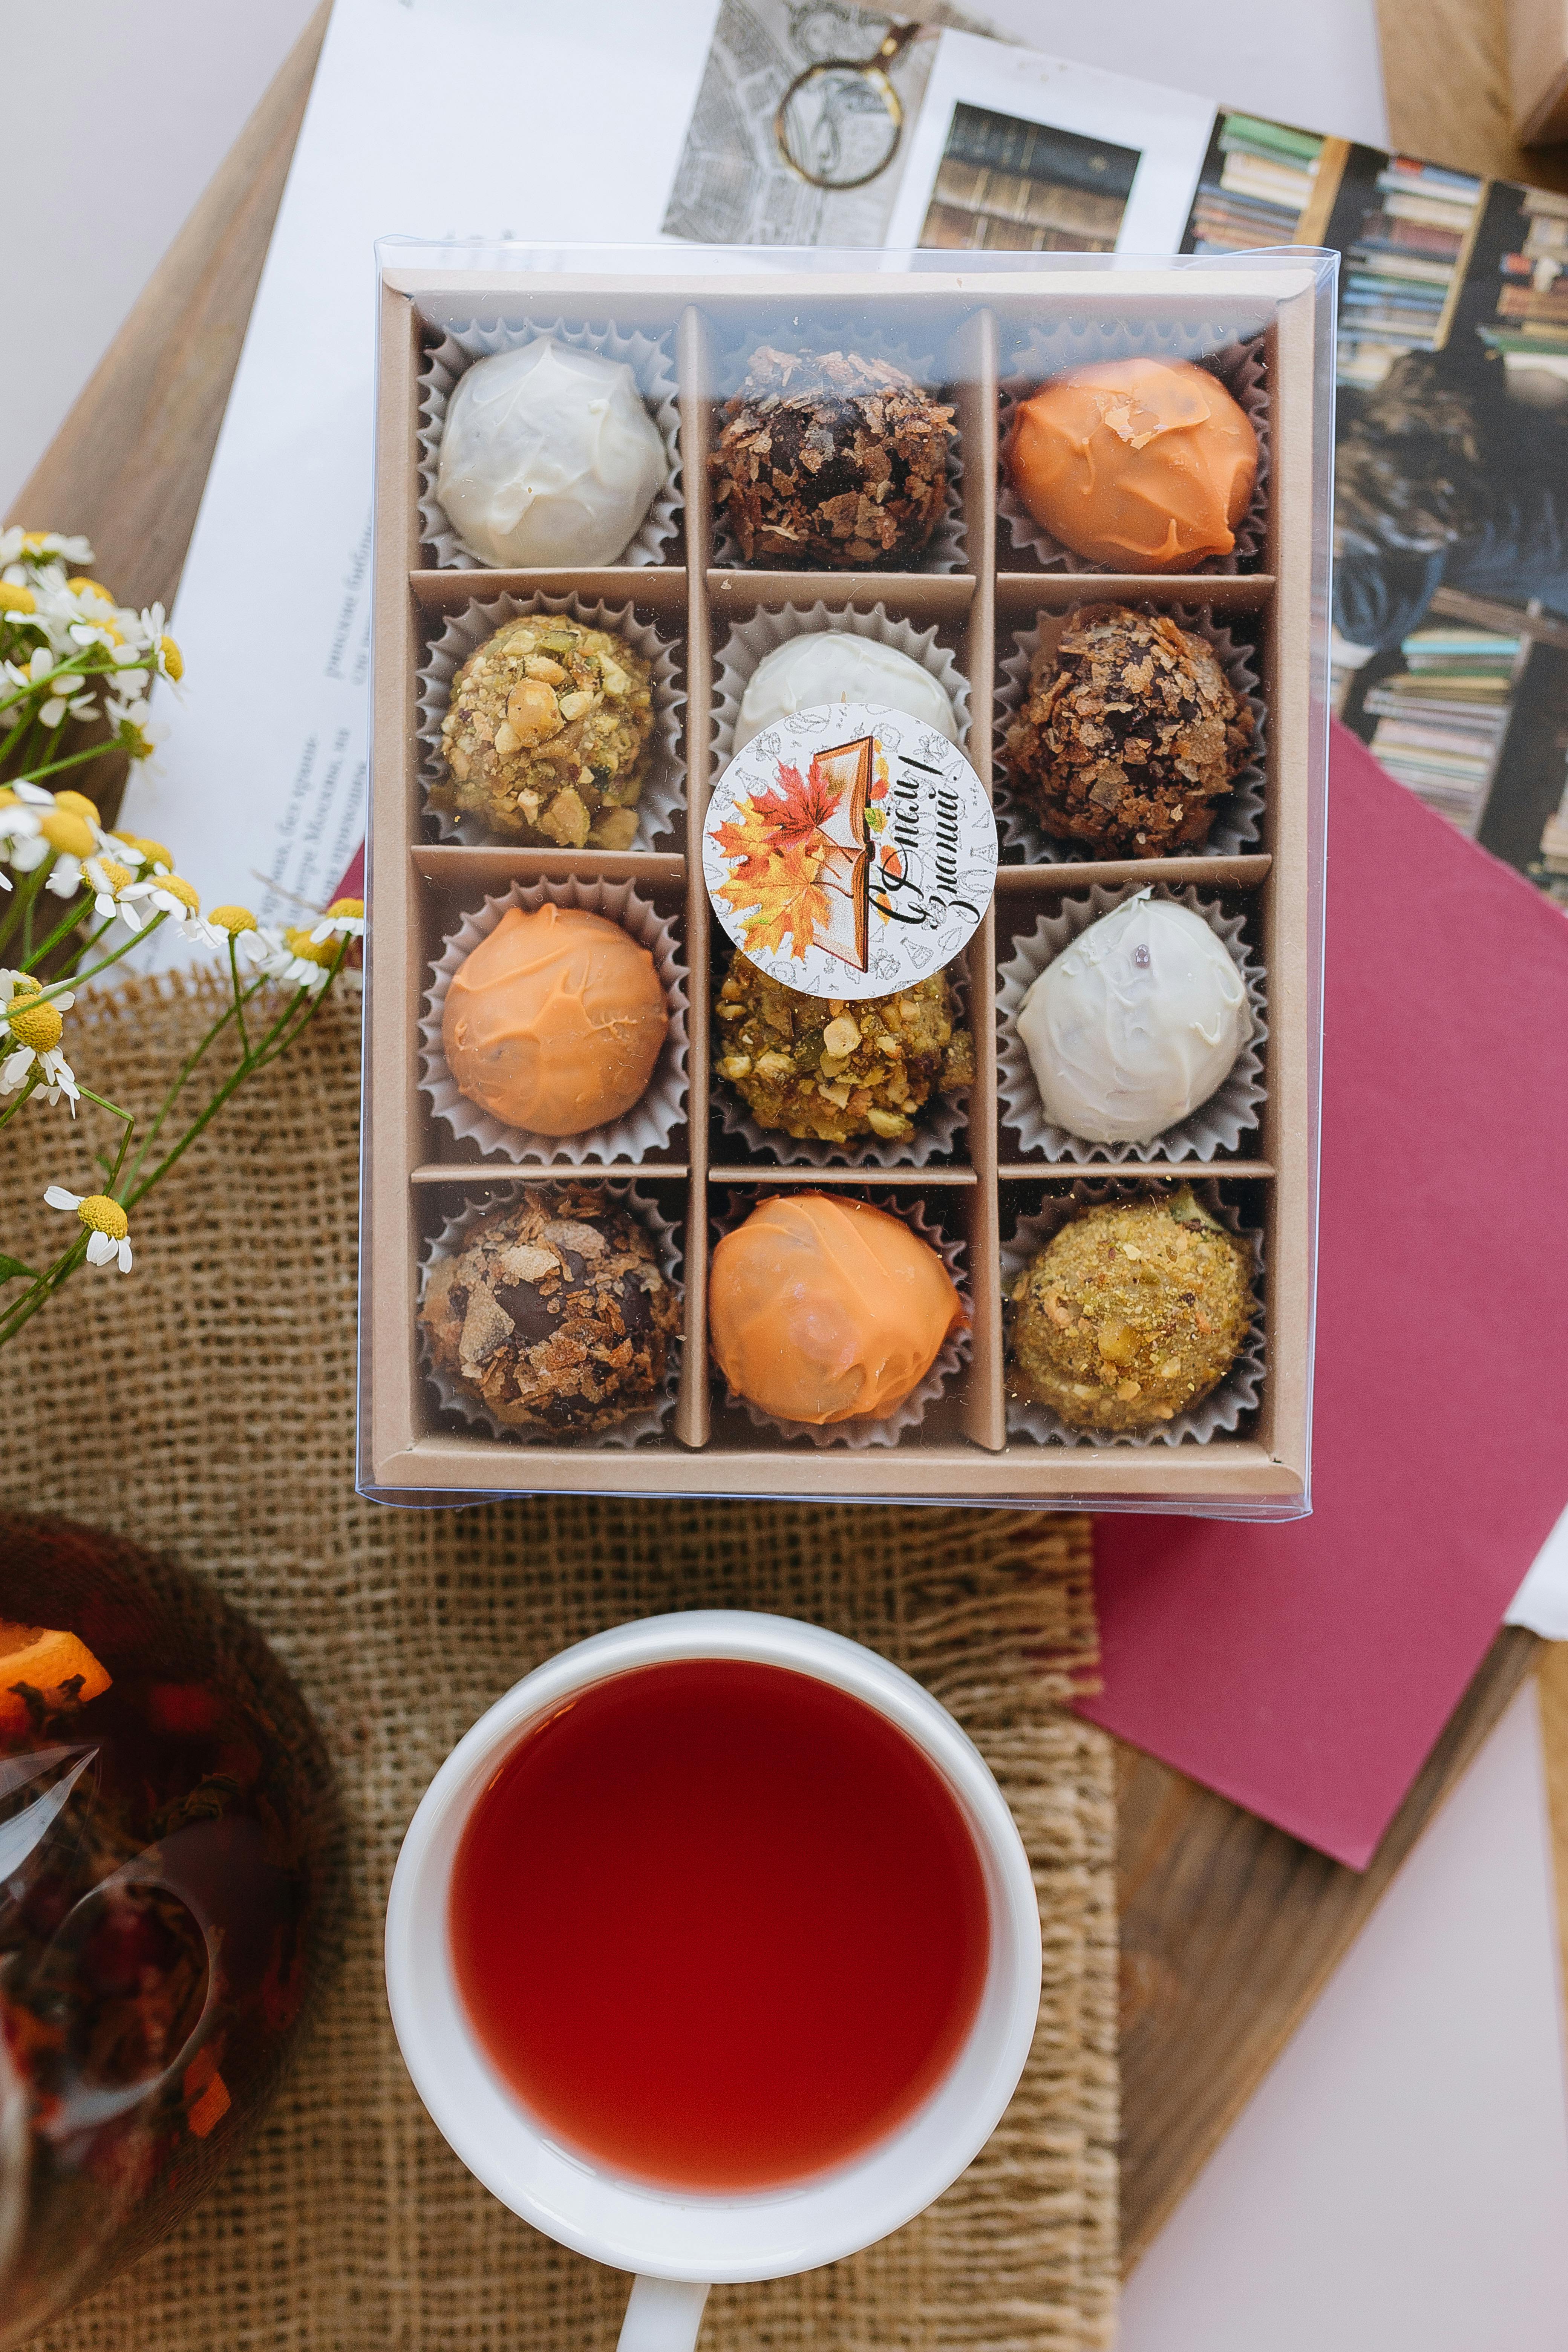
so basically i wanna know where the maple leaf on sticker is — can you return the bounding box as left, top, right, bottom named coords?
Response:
left=743, top=755, right=844, bottom=854
left=715, top=801, right=828, bottom=958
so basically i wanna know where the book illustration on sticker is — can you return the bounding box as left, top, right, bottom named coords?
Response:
left=703, top=701, right=997, bottom=1003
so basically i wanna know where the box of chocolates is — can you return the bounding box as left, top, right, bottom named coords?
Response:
left=360, top=244, right=1334, bottom=1514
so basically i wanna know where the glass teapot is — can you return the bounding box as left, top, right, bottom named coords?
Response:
left=0, top=1514, right=340, bottom=2343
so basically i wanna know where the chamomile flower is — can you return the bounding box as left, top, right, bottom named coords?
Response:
left=82, top=851, right=153, bottom=929
left=0, top=787, right=41, bottom=848
left=2, top=974, right=79, bottom=1109
left=110, top=833, right=174, bottom=875
left=0, top=581, right=36, bottom=617
left=274, top=924, right=338, bottom=993
left=309, top=896, right=365, bottom=944
left=44, top=1185, right=132, bottom=1271
left=105, top=691, right=164, bottom=761
left=201, top=903, right=270, bottom=961
left=144, top=872, right=204, bottom=937
left=14, top=531, right=93, bottom=565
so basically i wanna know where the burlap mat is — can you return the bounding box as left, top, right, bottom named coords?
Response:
left=3, top=972, right=1118, bottom=2352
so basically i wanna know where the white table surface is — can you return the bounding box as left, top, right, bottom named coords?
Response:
left=5, top=6, right=1566, bottom=2338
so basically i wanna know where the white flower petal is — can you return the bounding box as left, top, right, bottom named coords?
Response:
left=85, top=1229, right=115, bottom=1265
left=44, top=1184, right=82, bottom=1210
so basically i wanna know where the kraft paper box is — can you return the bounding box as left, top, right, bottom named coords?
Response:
left=359, top=243, right=1335, bottom=1517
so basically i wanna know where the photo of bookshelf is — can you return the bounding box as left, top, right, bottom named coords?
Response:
left=1200, top=148, right=1568, bottom=909
left=1182, top=112, right=1327, bottom=253
left=917, top=103, right=1139, bottom=253
left=1335, top=156, right=1486, bottom=389
left=1481, top=188, right=1568, bottom=404
left=1355, top=620, right=1521, bottom=833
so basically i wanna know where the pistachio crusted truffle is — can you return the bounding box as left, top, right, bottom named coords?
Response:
left=710, top=347, right=955, bottom=569
left=433, top=615, right=655, bottom=850
left=420, top=1186, right=681, bottom=1435
left=1008, top=1188, right=1253, bottom=1433
left=714, top=952, right=974, bottom=1146
left=1004, top=605, right=1254, bottom=858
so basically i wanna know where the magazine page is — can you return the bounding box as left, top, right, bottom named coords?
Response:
left=666, top=24, right=1568, bottom=907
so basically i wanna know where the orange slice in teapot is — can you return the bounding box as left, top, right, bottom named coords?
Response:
left=0, top=1619, right=112, bottom=1735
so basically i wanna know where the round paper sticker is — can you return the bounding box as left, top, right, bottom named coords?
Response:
left=703, top=701, right=997, bottom=1001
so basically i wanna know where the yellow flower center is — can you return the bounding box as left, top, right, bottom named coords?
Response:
left=158, top=875, right=199, bottom=913
left=0, top=582, right=37, bottom=616
left=40, top=810, right=95, bottom=858
left=326, top=897, right=364, bottom=921
left=159, top=634, right=184, bottom=681
left=93, top=858, right=134, bottom=896
left=208, top=903, right=259, bottom=936
left=116, top=833, right=172, bottom=870
left=8, top=994, right=63, bottom=1050
left=19, top=532, right=54, bottom=553
left=77, top=1195, right=129, bottom=1241
left=284, top=925, right=336, bottom=968
left=54, top=791, right=98, bottom=819
left=67, top=577, right=114, bottom=607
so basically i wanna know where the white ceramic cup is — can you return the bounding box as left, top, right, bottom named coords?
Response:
left=385, top=1610, right=1043, bottom=2352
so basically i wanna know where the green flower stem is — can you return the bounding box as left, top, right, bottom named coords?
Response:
left=21, top=890, right=94, bottom=971
left=122, top=974, right=336, bottom=1213
left=0, top=1231, right=91, bottom=1350
left=78, top=1085, right=136, bottom=1189
left=229, top=934, right=252, bottom=1060
left=11, top=739, right=122, bottom=787
left=0, top=708, right=38, bottom=769
left=0, top=1066, right=42, bottom=1135
left=0, top=854, right=55, bottom=956
left=121, top=977, right=263, bottom=1195
left=0, top=645, right=143, bottom=724
left=9, top=915, right=167, bottom=1008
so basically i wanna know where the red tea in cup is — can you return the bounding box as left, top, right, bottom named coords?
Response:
left=448, top=1658, right=990, bottom=2190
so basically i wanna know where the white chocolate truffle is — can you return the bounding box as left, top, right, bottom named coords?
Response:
left=733, top=631, right=960, bottom=751
left=436, top=340, right=667, bottom=568
left=1016, top=892, right=1251, bottom=1144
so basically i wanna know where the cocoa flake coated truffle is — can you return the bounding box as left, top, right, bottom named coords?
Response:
left=1004, top=603, right=1254, bottom=857
left=710, top=347, right=954, bottom=569
left=420, top=1185, right=681, bottom=1434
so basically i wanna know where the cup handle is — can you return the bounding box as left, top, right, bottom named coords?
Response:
left=616, top=2277, right=711, bottom=2352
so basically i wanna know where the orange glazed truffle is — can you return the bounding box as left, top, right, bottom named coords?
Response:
left=441, top=902, right=668, bottom=1137
left=709, top=1193, right=963, bottom=1426
left=1006, top=358, right=1258, bottom=570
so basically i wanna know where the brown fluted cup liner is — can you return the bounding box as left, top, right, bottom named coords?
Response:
left=419, top=317, right=681, bottom=569
left=418, top=1181, right=683, bottom=1449
left=996, top=883, right=1267, bottom=1164
left=1000, top=1179, right=1265, bottom=1448
left=420, top=874, right=688, bottom=1167
left=709, top=1188, right=971, bottom=1450
left=418, top=588, right=685, bottom=850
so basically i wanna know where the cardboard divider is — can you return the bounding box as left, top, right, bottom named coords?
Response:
left=367, top=264, right=1323, bottom=1502
left=677, top=304, right=716, bottom=1448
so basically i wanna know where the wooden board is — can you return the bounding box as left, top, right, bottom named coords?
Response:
left=5, top=0, right=1558, bottom=2283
